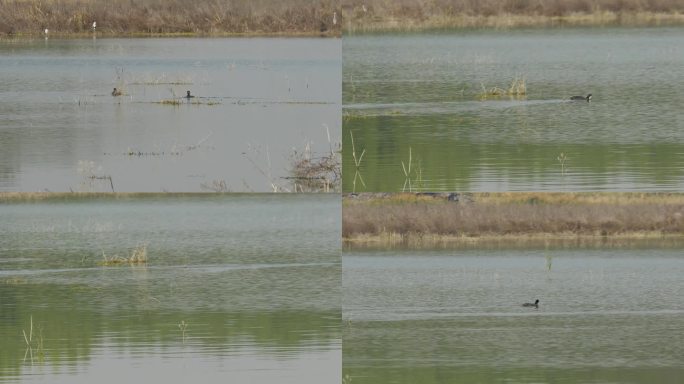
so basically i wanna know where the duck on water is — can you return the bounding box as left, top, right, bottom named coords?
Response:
left=112, top=88, right=123, bottom=96
left=522, top=299, right=539, bottom=308
left=570, top=94, right=592, bottom=101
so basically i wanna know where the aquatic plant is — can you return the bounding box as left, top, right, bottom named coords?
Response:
left=120, top=133, right=214, bottom=158
left=545, top=252, right=553, bottom=272
left=478, top=76, right=526, bottom=100
left=243, top=124, right=340, bottom=192
left=153, top=98, right=222, bottom=106
left=287, top=125, right=341, bottom=193
left=100, top=243, right=148, bottom=266
left=349, top=130, right=366, bottom=193
left=557, top=152, right=568, bottom=175
left=401, top=147, right=423, bottom=192
left=22, top=315, right=45, bottom=364
left=508, top=76, right=527, bottom=96
left=77, top=160, right=114, bottom=192
left=343, top=374, right=353, bottom=384
left=4, top=277, right=27, bottom=285
left=21, top=316, right=33, bottom=348
left=178, top=320, right=188, bottom=344
left=158, top=99, right=182, bottom=105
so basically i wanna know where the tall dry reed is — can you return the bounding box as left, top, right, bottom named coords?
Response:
left=343, top=0, right=684, bottom=31
left=343, top=193, right=684, bottom=238
left=1, top=0, right=340, bottom=35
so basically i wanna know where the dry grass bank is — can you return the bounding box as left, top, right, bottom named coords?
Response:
left=0, top=0, right=340, bottom=36
left=343, top=0, right=684, bottom=32
left=0, top=192, right=254, bottom=202
left=343, top=192, right=684, bottom=245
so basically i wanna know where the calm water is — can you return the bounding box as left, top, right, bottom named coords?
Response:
left=343, top=248, right=684, bottom=383
left=0, top=194, right=340, bottom=383
left=343, top=28, right=684, bottom=192
left=0, top=38, right=340, bottom=192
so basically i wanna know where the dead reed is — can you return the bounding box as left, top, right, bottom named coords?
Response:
left=0, top=192, right=236, bottom=203
left=343, top=192, right=684, bottom=242
left=100, top=243, right=148, bottom=266
left=1, top=0, right=340, bottom=36
left=157, top=99, right=182, bottom=106
left=287, top=132, right=341, bottom=193
left=343, top=0, right=684, bottom=32
left=478, top=76, right=526, bottom=100
left=153, top=99, right=222, bottom=106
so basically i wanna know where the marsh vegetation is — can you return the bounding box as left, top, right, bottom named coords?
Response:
left=343, top=192, right=684, bottom=244
left=100, top=243, right=148, bottom=266
left=343, top=0, right=684, bottom=32
left=1, top=0, right=340, bottom=36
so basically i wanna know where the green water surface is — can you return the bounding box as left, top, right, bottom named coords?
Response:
left=343, top=247, right=684, bottom=383
left=0, top=194, right=340, bottom=383
left=343, top=29, right=684, bottom=192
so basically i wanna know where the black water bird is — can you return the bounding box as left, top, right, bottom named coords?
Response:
left=186, top=90, right=195, bottom=99
left=570, top=94, right=592, bottom=101
left=522, top=299, right=539, bottom=308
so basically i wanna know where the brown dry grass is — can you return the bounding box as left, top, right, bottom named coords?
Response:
left=343, top=0, right=684, bottom=32
left=343, top=192, right=684, bottom=242
left=0, top=0, right=340, bottom=36
left=100, top=244, right=147, bottom=266
left=0, top=192, right=242, bottom=202
left=288, top=143, right=341, bottom=193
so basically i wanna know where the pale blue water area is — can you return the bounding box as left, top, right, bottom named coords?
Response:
left=0, top=194, right=340, bottom=383
left=0, top=38, right=341, bottom=192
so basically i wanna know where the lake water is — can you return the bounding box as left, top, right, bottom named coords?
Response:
left=343, top=247, right=684, bottom=383
left=342, top=28, right=684, bottom=192
left=0, top=38, right=340, bottom=192
left=0, top=194, right=340, bottom=383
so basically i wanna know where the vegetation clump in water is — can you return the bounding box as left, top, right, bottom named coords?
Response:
left=100, top=243, right=148, bottom=266
left=287, top=142, right=341, bottom=192
left=478, top=77, right=526, bottom=100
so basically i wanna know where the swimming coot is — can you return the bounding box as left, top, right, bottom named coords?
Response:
left=522, top=299, right=539, bottom=308
left=186, top=90, right=195, bottom=99
left=570, top=94, right=592, bottom=101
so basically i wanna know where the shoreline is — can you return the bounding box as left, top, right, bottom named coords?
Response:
left=343, top=192, right=684, bottom=248
left=0, top=192, right=339, bottom=202
left=344, top=232, right=684, bottom=249
left=1, top=0, right=340, bottom=38
left=1, top=31, right=339, bottom=39
left=343, top=11, right=684, bottom=34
